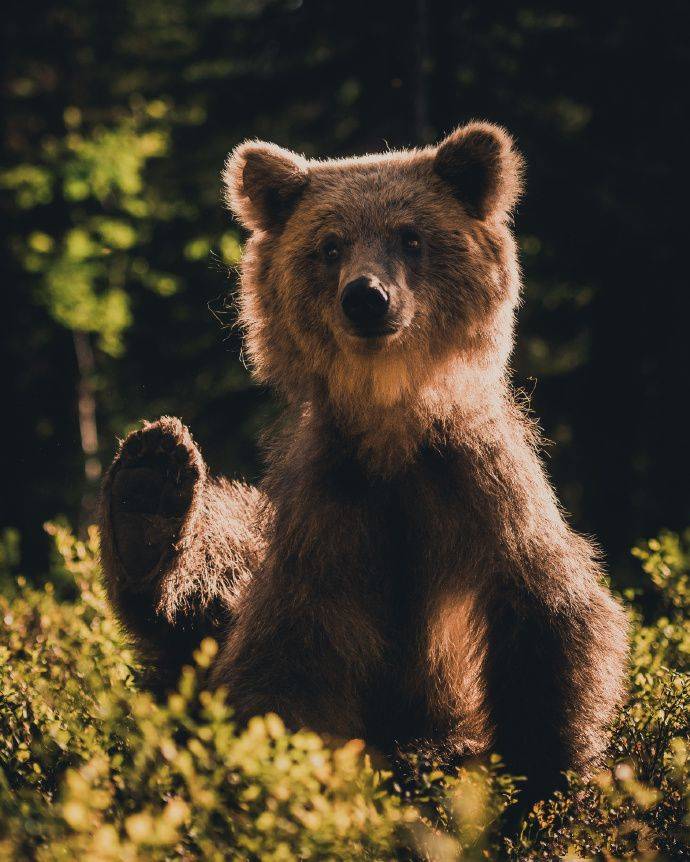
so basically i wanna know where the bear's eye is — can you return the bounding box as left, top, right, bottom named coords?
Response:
left=322, top=240, right=341, bottom=264
left=400, top=228, right=422, bottom=254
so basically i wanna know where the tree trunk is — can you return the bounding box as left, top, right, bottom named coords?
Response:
left=72, top=329, right=101, bottom=531
left=413, top=0, right=431, bottom=143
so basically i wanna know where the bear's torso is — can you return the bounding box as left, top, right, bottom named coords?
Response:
left=364, top=444, right=497, bottom=754
left=260, top=413, right=498, bottom=754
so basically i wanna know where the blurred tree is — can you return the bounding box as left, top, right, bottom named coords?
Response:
left=2, top=0, right=688, bottom=579
left=2, top=104, right=171, bottom=523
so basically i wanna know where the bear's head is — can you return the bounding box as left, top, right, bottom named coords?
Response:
left=224, top=122, right=523, bottom=414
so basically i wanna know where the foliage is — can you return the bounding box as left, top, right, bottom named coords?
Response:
left=2, top=527, right=690, bottom=860
left=3, top=1, right=689, bottom=579
left=3, top=7, right=687, bottom=852
left=2, top=103, right=173, bottom=356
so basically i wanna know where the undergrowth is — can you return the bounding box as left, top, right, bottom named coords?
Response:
left=1, top=524, right=689, bottom=860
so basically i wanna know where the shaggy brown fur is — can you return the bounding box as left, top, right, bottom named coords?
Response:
left=100, top=122, right=629, bottom=803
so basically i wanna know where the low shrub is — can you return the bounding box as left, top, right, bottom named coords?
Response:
left=1, top=525, right=689, bottom=860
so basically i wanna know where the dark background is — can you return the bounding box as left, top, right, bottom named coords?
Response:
left=2, top=0, right=689, bottom=584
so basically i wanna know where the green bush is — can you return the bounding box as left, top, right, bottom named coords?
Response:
left=1, top=526, right=689, bottom=861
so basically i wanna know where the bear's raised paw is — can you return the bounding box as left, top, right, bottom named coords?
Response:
left=102, top=416, right=206, bottom=584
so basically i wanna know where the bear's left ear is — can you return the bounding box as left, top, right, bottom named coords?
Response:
left=433, top=122, right=524, bottom=219
left=223, top=140, right=309, bottom=232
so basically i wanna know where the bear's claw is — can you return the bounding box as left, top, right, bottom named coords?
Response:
left=103, top=416, right=206, bottom=583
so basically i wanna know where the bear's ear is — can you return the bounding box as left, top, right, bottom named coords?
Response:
left=433, top=122, right=523, bottom=219
left=223, top=141, right=309, bottom=232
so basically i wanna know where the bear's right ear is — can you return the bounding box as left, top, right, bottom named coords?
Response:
left=223, top=141, right=309, bottom=232
left=433, top=122, right=523, bottom=220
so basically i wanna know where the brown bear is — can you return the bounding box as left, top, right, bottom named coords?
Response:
left=100, top=122, right=629, bottom=804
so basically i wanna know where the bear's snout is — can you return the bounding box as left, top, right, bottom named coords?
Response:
left=340, top=275, right=400, bottom=338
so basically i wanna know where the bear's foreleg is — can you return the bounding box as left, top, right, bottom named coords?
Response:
left=208, top=492, right=388, bottom=739
left=99, top=416, right=265, bottom=687
left=484, top=583, right=628, bottom=808
left=450, top=410, right=629, bottom=807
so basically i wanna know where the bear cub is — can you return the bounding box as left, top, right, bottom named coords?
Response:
left=100, top=122, right=628, bottom=804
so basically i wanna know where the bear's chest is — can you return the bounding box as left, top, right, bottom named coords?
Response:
left=360, top=445, right=468, bottom=603
left=300, top=440, right=480, bottom=745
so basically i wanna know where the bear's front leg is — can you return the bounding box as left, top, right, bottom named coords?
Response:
left=444, top=408, right=629, bottom=812
left=484, top=583, right=628, bottom=810
left=212, top=600, right=371, bottom=741
left=102, top=417, right=205, bottom=583
left=100, top=416, right=263, bottom=687
left=208, top=479, right=388, bottom=740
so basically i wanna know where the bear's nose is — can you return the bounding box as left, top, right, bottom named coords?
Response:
left=341, top=277, right=390, bottom=332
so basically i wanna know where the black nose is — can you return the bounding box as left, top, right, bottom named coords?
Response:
left=341, top=277, right=390, bottom=331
